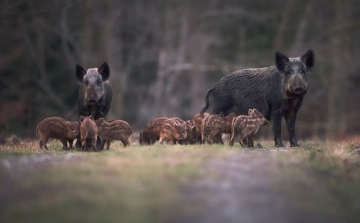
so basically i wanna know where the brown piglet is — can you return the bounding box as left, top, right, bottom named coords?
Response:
left=230, top=109, right=268, bottom=147
left=159, top=117, right=187, bottom=145
left=96, top=118, right=132, bottom=149
left=202, top=112, right=226, bottom=145
left=79, top=115, right=98, bottom=151
left=36, top=117, right=79, bottom=150
left=139, top=117, right=168, bottom=145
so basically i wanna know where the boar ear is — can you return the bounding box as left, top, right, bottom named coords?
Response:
left=301, top=49, right=314, bottom=72
left=275, top=52, right=289, bottom=73
left=76, top=64, right=86, bottom=83
left=66, top=121, right=71, bottom=129
left=98, top=62, right=110, bottom=81
left=219, top=112, right=225, bottom=118
left=192, top=125, right=197, bottom=132
left=79, top=116, right=85, bottom=123
left=248, top=109, right=253, bottom=115
left=89, top=115, right=94, bottom=121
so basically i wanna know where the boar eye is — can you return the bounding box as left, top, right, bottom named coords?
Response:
left=84, top=81, right=89, bottom=85
left=299, top=69, right=304, bottom=74
left=286, top=70, right=293, bottom=75
left=96, top=80, right=101, bottom=85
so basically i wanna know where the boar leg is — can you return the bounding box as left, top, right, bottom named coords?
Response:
left=75, top=135, right=82, bottom=148
left=246, top=135, right=254, bottom=147
left=100, top=139, right=106, bottom=150
left=68, top=140, right=73, bottom=149
left=285, top=113, right=299, bottom=147
left=121, top=137, right=130, bottom=147
left=60, top=139, right=69, bottom=150
left=39, top=138, right=44, bottom=149
left=229, top=134, right=235, bottom=146
left=272, top=113, right=284, bottom=147
left=105, top=139, right=111, bottom=150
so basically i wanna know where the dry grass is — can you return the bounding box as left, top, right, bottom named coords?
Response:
left=0, top=139, right=360, bottom=222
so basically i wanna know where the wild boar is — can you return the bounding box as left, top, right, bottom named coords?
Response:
left=95, top=118, right=132, bottom=149
left=224, top=112, right=237, bottom=138
left=202, top=112, right=226, bottom=145
left=192, top=112, right=210, bottom=144
left=185, top=120, right=201, bottom=144
left=75, top=62, right=112, bottom=148
left=200, top=50, right=314, bottom=147
left=139, top=117, right=168, bottom=145
left=159, top=117, right=187, bottom=145
left=79, top=115, right=98, bottom=151
left=230, top=109, right=268, bottom=147
left=36, top=117, right=79, bottom=150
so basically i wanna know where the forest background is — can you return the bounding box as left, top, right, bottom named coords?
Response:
left=1, top=0, right=359, bottom=141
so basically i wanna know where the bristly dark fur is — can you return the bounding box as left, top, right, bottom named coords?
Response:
left=200, top=50, right=314, bottom=147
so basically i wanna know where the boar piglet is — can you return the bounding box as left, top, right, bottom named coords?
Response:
left=192, top=112, right=210, bottom=144
left=36, top=117, right=79, bottom=150
left=79, top=115, right=98, bottom=151
left=224, top=112, right=237, bottom=137
left=202, top=113, right=226, bottom=145
left=201, top=50, right=314, bottom=147
left=185, top=120, right=201, bottom=144
left=230, top=109, right=268, bottom=147
left=139, top=117, right=168, bottom=145
left=96, top=118, right=132, bottom=149
left=159, top=118, right=187, bottom=145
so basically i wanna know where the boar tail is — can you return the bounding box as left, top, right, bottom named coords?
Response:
left=200, top=88, right=213, bottom=118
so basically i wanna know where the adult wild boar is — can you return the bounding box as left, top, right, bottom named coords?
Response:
left=200, top=50, right=314, bottom=147
left=76, top=62, right=112, bottom=120
left=75, top=62, right=112, bottom=148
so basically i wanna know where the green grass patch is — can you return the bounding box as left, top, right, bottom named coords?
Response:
left=1, top=140, right=360, bottom=222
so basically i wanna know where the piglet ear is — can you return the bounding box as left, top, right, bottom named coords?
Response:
left=66, top=121, right=71, bottom=129
left=76, top=64, right=86, bottom=83
left=89, top=115, right=94, bottom=121
left=192, top=125, right=197, bottom=132
left=98, top=62, right=110, bottom=81
left=79, top=116, right=85, bottom=123
left=301, top=49, right=314, bottom=72
left=275, top=52, right=289, bottom=73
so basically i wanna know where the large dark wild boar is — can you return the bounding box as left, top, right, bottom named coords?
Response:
left=79, top=115, right=98, bottom=151
left=159, top=118, right=187, bottom=145
left=201, top=50, right=314, bottom=147
left=96, top=118, right=132, bottom=149
left=36, top=117, right=79, bottom=150
left=230, top=109, right=268, bottom=147
left=202, top=112, right=226, bottom=145
left=75, top=62, right=112, bottom=148
left=139, top=117, right=168, bottom=145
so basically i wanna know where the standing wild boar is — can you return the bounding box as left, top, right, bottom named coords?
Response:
left=139, top=117, right=168, bottom=145
left=75, top=62, right=112, bottom=148
left=192, top=112, right=210, bottom=144
left=201, top=50, right=314, bottom=147
left=185, top=120, right=201, bottom=144
left=159, top=118, right=187, bottom=145
left=36, top=117, right=79, bottom=150
left=95, top=118, right=132, bottom=149
left=79, top=115, right=98, bottom=151
left=230, top=109, right=268, bottom=147
left=202, top=112, right=226, bottom=145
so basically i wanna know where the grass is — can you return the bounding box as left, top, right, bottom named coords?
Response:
left=1, top=140, right=360, bottom=222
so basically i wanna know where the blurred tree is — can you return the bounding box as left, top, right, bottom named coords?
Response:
left=0, top=0, right=360, bottom=140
